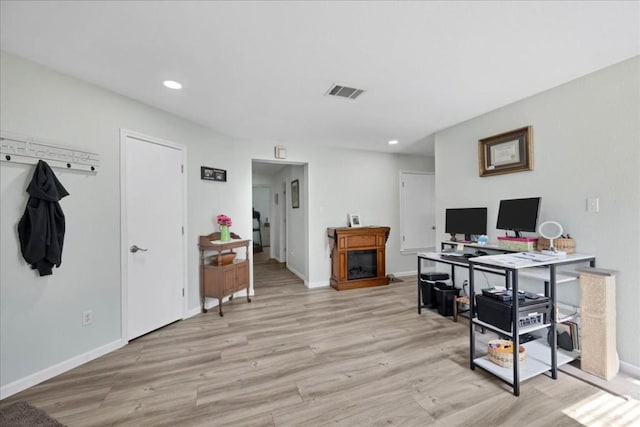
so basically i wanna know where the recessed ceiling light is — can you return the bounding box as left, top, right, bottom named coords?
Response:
left=163, top=80, right=182, bottom=90
left=388, top=140, right=399, bottom=145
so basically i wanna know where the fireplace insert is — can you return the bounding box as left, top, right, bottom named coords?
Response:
left=347, top=249, right=377, bottom=280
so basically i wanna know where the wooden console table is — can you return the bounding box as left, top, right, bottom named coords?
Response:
left=198, top=233, right=251, bottom=316
left=327, top=226, right=390, bottom=290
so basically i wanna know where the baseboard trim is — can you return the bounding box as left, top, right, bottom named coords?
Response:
left=307, top=280, right=330, bottom=289
left=184, top=290, right=256, bottom=319
left=620, top=360, right=640, bottom=378
left=287, top=265, right=305, bottom=282
left=185, top=306, right=202, bottom=318
left=390, top=270, right=417, bottom=278
left=0, top=338, right=125, bottom=400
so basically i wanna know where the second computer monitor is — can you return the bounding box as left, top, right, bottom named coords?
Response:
left=496, top=197, right=541, bottom=238
left=445, top=207, right=487, bottom=241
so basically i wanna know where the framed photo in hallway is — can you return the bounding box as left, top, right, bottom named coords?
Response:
left=201, top=166, right=227, bottom=182
left=291, top=179, right=300, bottom=208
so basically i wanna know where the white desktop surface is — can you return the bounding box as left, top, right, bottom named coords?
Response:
left=469, top=252, right=595, bottom=269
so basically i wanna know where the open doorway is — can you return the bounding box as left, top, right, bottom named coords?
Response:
left=252, top=186, right=270, bottom=261
left=251, top=161, right=286, bottom=266
left=251, top=159, right=307, bottom=282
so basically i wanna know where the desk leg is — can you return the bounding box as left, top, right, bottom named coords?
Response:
left=218, top=298, right=224, bottom=317
left=550, top=264, right=558, bottom=379
left=417, top=256, right=422, bottom=314
left=511, top=269, right=520, bottom=396
left=247, top=243, right=252, bottom=303
left=469, top=264, right=475, bottom=370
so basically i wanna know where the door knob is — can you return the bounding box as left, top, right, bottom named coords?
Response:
left=130, top=245, right=148, bottom=253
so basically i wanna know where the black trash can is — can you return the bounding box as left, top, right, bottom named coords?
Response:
left=434, top=283, right=460, bottom=316
left=419, top=273, right=450, bottom=308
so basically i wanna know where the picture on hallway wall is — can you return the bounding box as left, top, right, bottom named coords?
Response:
left=201, top=166, right=227, bottom=182
left=291, top=179, right=299, bottom=208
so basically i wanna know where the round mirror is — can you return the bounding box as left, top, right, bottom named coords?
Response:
left=538, top=221, right=563, bottom=239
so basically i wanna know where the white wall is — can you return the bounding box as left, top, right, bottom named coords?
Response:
left=303, top=148, right=436, bottom=282
left=434, top=56, right=640, bottom=369
left=282, top=165, right=307, bottom=280
left=0, top=50, right=252, bottom=392
left=0, top=51, right=434, bottom=394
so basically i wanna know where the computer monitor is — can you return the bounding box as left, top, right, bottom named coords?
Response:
left=496, top=197, right=541, bottom=238
left=445, top=207, right=487, bottom=241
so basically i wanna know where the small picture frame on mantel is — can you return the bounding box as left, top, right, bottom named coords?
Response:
left=348, top=213, right=362, bottom=227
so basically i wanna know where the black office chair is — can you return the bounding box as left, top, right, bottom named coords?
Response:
left=252, top=208, right=263, bottom=252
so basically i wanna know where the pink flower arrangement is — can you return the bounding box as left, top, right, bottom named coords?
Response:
left=217, top=214, right=232, bottom=227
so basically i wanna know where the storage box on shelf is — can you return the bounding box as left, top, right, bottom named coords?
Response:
left=538, top=237, right=576, bottom=254
left=418, top=272, right=451, bottom=313
left=476, top=295, right=551, bottom=333
left=488, top=340, right=526, bottom=368
left=497, top=236, right=538, bottom=252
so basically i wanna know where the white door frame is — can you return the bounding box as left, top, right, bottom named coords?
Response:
left=119, top=129, right=188, bottom=341
left=281, top=179, right=287, bottom=263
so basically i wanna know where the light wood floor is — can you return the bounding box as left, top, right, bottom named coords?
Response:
left=2, top=264, right=638, bottom=426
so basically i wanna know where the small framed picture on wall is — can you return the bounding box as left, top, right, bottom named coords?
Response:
left=201, top=166, right=227, bottom=182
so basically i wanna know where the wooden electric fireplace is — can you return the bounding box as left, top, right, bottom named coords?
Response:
left=327, top=226, right=390, bottom=290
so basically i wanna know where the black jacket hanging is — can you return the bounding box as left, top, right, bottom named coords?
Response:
left=18, top=160, right=70, bottom=276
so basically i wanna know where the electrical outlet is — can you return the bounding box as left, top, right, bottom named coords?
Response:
left=82, top=310, right=93, bottom=326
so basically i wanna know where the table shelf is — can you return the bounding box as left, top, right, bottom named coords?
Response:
left=472, top=318, right=550, bottom=336
left=418, top=242, right=595, bottom=396
left=474, top=338, right=580, bottom=385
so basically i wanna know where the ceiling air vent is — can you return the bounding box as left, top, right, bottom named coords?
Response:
left=325, top=84, right=365, bottom=100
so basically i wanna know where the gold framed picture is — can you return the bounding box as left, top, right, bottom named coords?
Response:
left=478, top=126, right=533, bottom=177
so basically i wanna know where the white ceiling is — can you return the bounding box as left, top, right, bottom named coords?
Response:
left=1, top=1, right=639, bottom=156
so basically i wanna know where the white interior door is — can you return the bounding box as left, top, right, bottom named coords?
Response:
left=122, top=131, right=185, bottom=340
left=400, top=172, right=435, bottom=252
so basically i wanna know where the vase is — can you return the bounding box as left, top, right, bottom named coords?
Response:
left=220, top=225, right=231, bottom=242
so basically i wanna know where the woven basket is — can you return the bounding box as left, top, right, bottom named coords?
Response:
left=487, top=339, right=526, bottom=368
left=537, top=237, right=576, bottom=254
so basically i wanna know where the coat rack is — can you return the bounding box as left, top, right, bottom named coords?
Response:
left=1, top=133, right=99, bottom=173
